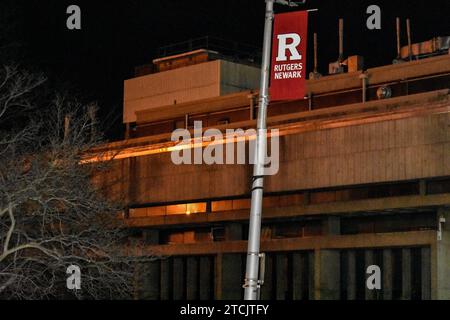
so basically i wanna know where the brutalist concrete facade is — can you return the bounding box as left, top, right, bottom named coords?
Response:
left=90, top=52, right=450, bottom=300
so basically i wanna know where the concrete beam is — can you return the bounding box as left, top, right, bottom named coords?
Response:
left=138, top=231, right=436, bottom=257
left=126, top=193, right=450, bottom=228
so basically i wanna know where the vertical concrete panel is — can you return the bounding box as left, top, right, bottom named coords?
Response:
left=173, top=257, right=185, bottom=300
left=402, top=248, right=412, bottom=300
left=215, top=254, right=222, bottom=300
left=186, top=257, right=199, bottom=300
left=317, top=250, right=340, bottom=300
left=160, top=259, right=170, bottom=300
left=199, top=256, right=212, bottom=300
left=292, top=253, right=305, bottom=300
left=365, top=250, right=376, bottom=300
left=221, top=254, right=242, bottom=300
left=382, top=249, right=393, bottom=300
left=275, top=253, right=288, bottom=300
left=148, top=261, right=161, bottom=300
left=347, top=250, right=357, bottom=300
left=421, top=247, right=431, bottom=300
left=130, top=113, right=450, bottom=204
left=308, top=252, right=315, bottom=300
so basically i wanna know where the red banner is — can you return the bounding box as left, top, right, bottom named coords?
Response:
left=270, top=11, right=308, bottom=101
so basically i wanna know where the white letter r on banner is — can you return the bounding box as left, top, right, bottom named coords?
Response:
left=276, top=33, right=302, bottom=62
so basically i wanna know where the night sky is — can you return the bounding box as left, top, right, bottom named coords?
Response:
left=2, top=0, right=449, bottom=139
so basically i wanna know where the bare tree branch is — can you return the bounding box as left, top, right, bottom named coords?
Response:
left=0, top=65, right=152, bottom=300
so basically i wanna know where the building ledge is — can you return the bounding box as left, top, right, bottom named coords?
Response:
left=126, top=230, right=437, bottom=257
left=125, top=193, right=450, bottom=228
left=85, top=89, right=450, bottom=163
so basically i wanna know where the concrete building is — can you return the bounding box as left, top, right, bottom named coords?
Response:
left=88, top=37, right=450, bottom=300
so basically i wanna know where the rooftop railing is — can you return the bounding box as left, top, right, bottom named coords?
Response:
left=156, top=36, right=262, bottom=64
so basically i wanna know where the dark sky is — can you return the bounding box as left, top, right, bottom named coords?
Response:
left=3, top=0, right=450, bottom=139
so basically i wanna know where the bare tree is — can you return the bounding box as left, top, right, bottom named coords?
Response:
left=0, top=65, right=139, bottom=299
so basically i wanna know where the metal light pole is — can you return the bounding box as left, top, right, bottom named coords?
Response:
left=243, top=0, right=302, bottom=301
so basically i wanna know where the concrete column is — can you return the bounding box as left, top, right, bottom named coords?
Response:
left=173, top=257, right=185, bottom=300
left=382, top=249, right=393, bottom=300
left=215, top=254, right=223, bottom=300
left=402, top=248, right=412, bottom=300
left=275, top=253, right=288, bottom=300
left=347, top=250, right=357, bottom=300
left=199, top=256, right=212, bottom=300
left=292, top=253, right=306, bottom=300
left=219, top=254, right=242, bottom=300
left=435, top=208, right=450, bottom=299
left=160, top=258, right=170, bottom=300
left=421, top=247, right=431, bottom=300
left=315, top=249, right=340, bottom=300
left=308, top=252, right=315, bottom=300
left=186, top=257, right=199, bottom=300
left=312, top=217, right=341, bottom=300
left=365, top=250, right=377, bottom=300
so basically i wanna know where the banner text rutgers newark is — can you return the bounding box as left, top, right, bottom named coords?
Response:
left=270, top=11, right=308, bottom=101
